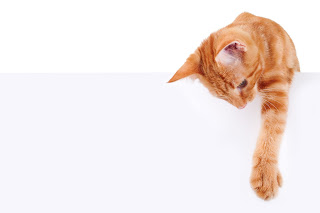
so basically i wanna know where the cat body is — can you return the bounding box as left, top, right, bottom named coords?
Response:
left=168, top=12, right=299, bottom=200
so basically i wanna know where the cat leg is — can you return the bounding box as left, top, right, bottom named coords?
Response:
left=250, top=82, right=289, bottom=200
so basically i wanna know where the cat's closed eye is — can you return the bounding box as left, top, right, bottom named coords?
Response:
left=237, top=79, right=248, bottom=89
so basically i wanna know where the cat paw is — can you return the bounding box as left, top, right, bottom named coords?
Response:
left=250, top=159, right=282, bottom=200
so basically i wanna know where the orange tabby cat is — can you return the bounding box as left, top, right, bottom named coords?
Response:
left=168, top=12, right=299, bottom=200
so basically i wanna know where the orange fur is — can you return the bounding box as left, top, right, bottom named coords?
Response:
left=168, top=12, right=299, bottom=200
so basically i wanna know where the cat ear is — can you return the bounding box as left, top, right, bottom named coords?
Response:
left=168, top=51, right=202, bottom=83
left=215, top=41, right=247, bottom=66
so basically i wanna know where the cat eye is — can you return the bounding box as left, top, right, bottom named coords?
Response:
left=237, top=79, right=248, bottom=89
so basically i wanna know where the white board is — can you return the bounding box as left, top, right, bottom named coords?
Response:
left=0, top=73, right=319, bottom=212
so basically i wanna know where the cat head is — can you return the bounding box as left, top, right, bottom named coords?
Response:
left=168, top=33, right=262, bottom=109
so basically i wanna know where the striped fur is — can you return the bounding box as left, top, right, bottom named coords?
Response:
left=168, top=12, right=299, bottom=200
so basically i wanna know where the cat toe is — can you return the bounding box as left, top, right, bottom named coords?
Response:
left=250, top=163, right=282, bottom=200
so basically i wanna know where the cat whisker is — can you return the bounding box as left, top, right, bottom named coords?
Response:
left=266, top=100, right=279, bottom=112
left=260, top=94, right=285, bottom=108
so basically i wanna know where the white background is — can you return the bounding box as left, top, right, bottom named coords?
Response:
left=0, top=0, right=319, bottom=73
left=0, top=1, right=320, bottom=212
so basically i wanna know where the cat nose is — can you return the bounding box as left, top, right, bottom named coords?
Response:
left=238, top=103, right=247, bottom=109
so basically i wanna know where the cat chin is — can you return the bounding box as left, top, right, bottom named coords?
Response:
left=238, top=103, right=247, bottom=109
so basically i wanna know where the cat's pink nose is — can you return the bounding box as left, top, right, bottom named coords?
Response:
left=238, top=103, right=247, bottom=109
